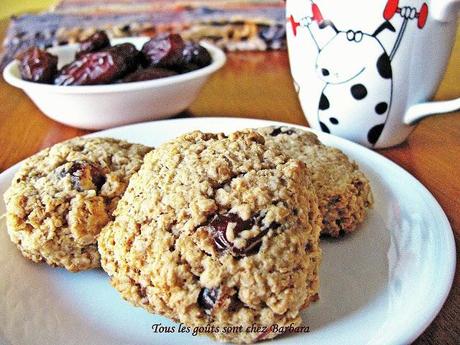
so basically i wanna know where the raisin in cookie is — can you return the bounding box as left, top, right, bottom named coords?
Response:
left=257, top=126, right=373, bottom=237
left=98, top=130, right=321, bottom=344
left=3, top=137, right=151, bottom=272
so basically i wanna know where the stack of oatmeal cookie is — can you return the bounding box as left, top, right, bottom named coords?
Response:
left=3, top=126, right=372, bottom=344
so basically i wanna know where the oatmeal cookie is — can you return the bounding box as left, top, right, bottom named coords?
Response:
left=98, top=130, right=321, bottom=344
left=257, top=126, right=373, bottom=237
left=3, top=137, right=151, bottom=272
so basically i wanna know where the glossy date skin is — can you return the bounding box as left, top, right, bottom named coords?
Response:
left=17, top=47, right=58, bottom=83
left=141, top=33, right=186, bottom=68
left=141, top=35, right=212, bottom=73
left=122, top=67, right=178, bottom=83
left=54, top=43, right=139, bottom=86
left=76, top=31, right=111, bottom=58
left=180, top=43, right=212, bottom=72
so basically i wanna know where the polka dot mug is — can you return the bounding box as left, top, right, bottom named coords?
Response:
left=286, top=0, right=460, bottom=148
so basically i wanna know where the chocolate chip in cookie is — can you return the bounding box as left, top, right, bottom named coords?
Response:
left=59, top=160, right=107, bottom=192
left=269, top=127, right=296, bottom=137
left=198, top=287, right=220, bottom=312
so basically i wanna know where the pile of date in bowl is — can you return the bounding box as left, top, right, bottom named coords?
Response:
left=16, top=31, right=212, bottom=85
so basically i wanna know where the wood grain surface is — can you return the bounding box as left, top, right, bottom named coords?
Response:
left=0, top=19, right=458, bottom=344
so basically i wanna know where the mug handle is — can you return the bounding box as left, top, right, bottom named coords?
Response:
left=403, top=0, right=460, bottom=125
left=404, top=99, right=460, bottom=125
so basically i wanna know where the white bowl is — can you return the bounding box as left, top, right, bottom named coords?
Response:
left=3, top=37, right=226, bottom=130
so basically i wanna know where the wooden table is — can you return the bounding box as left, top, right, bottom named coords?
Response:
left=0, top=20, right=458, bottom=344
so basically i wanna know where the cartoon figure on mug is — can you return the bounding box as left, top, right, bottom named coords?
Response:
left=289, top=0, right=428, bottom=146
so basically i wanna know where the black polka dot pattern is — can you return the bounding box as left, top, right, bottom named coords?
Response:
left=319, top=93, right=330, bottom=110
left=329, top=117, right=339, bottom=125
left=320, top=122, right=330, bottom=133
left=377, top=53, right=392, bottom=79
left=351, top=84, right=368, bottom=100
left=367, top=124, right=385, bottom=145
left=375, top=102, right=388, bottom=115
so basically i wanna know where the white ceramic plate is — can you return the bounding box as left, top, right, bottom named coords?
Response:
left=0, top=118, right=455, bottom=345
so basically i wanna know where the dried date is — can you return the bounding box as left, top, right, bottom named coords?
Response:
left=122, top=67, right=177, bottom=83
left=180, top=43, right=212, bottom=72
left=16, top=47, right=58, bottom=84
left=141, top=33, right=185, bottom=68
left=54, top=43, right=140, bottom=85
left=76, top=31, right=111, bottom=58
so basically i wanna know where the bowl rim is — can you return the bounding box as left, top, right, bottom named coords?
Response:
left=2, top=38, right=226, bottom=94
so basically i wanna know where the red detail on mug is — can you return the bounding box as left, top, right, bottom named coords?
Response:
left=383, top=0, right=399, bottom=20
left=383, top=0, right=428, bottom=29
left=311, top=4, right=324, bottom=22
left=418, top=4, right=428, bottom=29
left=288, top=15, right=300, bottom=36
